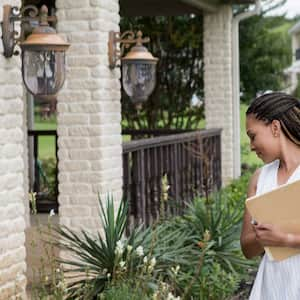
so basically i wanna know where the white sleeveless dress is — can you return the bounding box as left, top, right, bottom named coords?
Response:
left=249, top=159, right=300, bottom=300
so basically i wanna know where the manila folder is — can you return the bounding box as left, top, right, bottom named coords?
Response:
left=246, top=179, right=300, bottom=261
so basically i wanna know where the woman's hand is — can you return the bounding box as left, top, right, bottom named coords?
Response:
left=253, top=223, right=288, bottom=247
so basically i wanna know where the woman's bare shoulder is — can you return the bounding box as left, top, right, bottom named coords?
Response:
left=247, top=168, right=262, bottom=197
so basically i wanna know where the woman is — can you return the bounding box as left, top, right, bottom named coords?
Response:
left=240, top=92, right=300, bottom=299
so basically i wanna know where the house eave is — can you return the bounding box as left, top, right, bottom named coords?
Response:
left=289, top=22, right=300, bottom=35
left=121, top=0, right=256, bottom=16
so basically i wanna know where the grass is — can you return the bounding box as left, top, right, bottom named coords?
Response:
left=34, top=115, right=57, bottom=159
left=35, top=106, right=261, bottom=167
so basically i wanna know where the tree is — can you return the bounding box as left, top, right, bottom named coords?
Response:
left=120, top=0, right=291, bottom=127
left=239, top=14, right=293, bottom=102
left=236, top=0, right=293, bottom=102
left=120, top=16, right=204, bottom=130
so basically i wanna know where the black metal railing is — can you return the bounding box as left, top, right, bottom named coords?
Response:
left=28, top=128, right=222, bottom=224
left=123, top=129, right=222, bottom=230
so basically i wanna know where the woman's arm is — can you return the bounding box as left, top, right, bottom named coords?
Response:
left=240, top=169, right=265, bottom=259
left=284, top=233, right=300, bottom=248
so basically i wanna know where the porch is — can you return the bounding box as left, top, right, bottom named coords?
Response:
left=0, top=0, right=254, bottom=297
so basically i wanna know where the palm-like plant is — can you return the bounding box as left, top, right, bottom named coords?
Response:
left=164, top=191, right=253, bottom=299
left=54, top=196, right=197, bottom=299
left=182, top=192, right=252, bottom=274
left=54, top=196, right=128, bottom=298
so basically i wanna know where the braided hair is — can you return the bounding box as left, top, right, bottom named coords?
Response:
left=246, top=92, right=300, bottom=146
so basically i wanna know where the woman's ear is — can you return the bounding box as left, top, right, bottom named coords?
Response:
left=271, top=120, right=281, bottom=137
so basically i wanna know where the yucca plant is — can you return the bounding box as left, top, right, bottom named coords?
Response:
left=164, top=190, right=253, bottom=299
left=182, top=191, right=252, bottom=274
left=53, top=196, right=128, bottom=298
left=53, top=196, right=197, bottom=299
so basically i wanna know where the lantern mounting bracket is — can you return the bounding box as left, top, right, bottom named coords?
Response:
left=1, top=4, right=57, bottom=57
left=108, top=30, right=150, bottom=69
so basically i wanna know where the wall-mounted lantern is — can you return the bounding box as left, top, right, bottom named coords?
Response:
left=1, top=4, right=69, bottom=97
left=108, top=30, right=158, bottom=106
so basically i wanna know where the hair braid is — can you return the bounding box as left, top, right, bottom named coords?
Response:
left=246, top=92, right=300, bottom=146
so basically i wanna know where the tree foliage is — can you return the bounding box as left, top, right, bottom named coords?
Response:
left=120, top=16, right=204, bottom=130
left=239, top=14, right=293, bottom=102
left=235, top=0, right=293, bottom=102
left=120, top=0, right=292, bottom=127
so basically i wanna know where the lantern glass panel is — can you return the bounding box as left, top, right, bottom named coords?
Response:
left=122, top=62, right=156, bottom=103
left=22, top=50, right=65, bottom=96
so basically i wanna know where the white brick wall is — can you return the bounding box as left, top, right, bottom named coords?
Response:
left=56, top=0, right=123, bottom=231
left=204, top=5, right=234, bottom=184
left=0, top=1, right=27, bottom=298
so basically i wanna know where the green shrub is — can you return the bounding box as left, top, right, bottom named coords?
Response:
left=55, top=196, right=193, bottom=299
left=100, top=282, right=151, bottom=300
left=54, top=197, right=128, bottom=298
left=222, top=169, right=252, bottom=208
left=182, top=193, right=250, bottom=274
left=52, top=171, right=256, bottom=300
left=198, top=262, right=240, bottom=300
left=39, top=157, right=57, bottom=197
left=167, top=171, right=256, bottom=299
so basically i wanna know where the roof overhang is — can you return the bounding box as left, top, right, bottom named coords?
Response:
left=121, top=0, right=256, bottom=16
left=289, top=22, right=300, bottom=35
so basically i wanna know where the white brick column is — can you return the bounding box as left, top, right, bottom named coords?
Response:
left=0, top=1, right=27, bottom=298
left=56, top=0, right=122, bottom=232
left=204, top=5, right=234, bottom=184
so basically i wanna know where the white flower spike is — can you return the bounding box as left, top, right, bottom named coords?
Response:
left=119, top=260, right=126, bottom=268
left=150, top=257, right=156, bottom=267
left=143, top=256, right=148, bottom=264
left=136, top=245, right=144, bottom=257
left=115, top=240, right=124, bottom=256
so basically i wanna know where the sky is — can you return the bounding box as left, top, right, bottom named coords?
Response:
left=269, top=0, right=300, bottom=18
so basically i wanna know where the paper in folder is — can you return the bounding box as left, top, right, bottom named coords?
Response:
left=246, top=180, right=300, bottom=261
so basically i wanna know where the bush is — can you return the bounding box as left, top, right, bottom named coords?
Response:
left=52, top=171, right=255, bottom=300
left=100, top=282, right=151, bottom=300
left=199, top=262, right=240, bottom=299
left=39, top=157, right=57, bottom=197
left=166, top=171, right=256, bottom=299
left=55, top=196, right=193, bottom=299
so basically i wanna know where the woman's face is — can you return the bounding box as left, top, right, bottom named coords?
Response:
left=246, top=114, right=280, bottom=163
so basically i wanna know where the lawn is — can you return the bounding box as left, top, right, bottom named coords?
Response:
left=34, top=115, right=57, bottom=159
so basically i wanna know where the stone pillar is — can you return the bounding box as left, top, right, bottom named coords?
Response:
left=0, top=1, right=27, bottom=298
left=56, top=0, right=123, bottom=232
left=204, top=5, right=234, bottom=184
